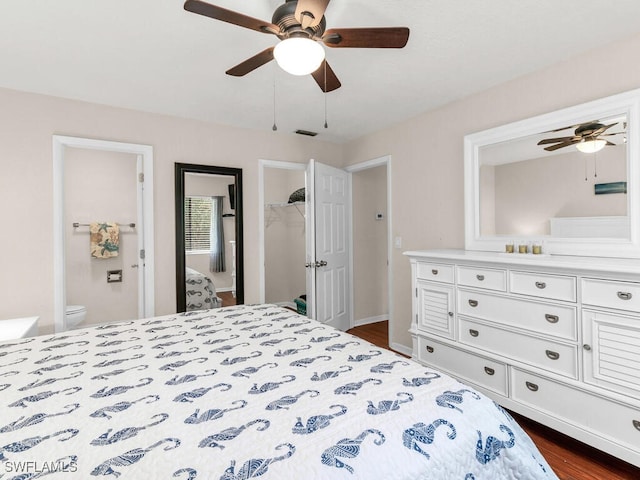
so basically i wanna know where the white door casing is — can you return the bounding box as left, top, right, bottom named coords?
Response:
left=306, top=160, right=351, bottom=331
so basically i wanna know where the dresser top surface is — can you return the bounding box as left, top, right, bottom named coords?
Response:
left=404, top=249, right=640, bottom=275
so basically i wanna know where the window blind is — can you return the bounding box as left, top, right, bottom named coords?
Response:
left=184, top=196, right=211, bottom=252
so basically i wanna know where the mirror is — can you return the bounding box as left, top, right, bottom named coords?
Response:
left=464, top=88, right=640, bottom=257
left=175, top=163, right=244, bottom=312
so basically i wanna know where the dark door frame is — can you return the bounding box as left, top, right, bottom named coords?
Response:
left=175, top=162, right=244, bottom=312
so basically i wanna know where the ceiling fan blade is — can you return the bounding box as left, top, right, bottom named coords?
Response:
left=295, top=0, right=331, bottom=29
left=311, top=60, right=341, bottom=92
left=543, top=139, right=579, bottom=152
left=323, top=27, right=410, bottom=48
left=537, top=136, right=575, bottom=145
left=592, top=122, right=617, bottom=136
left=543, top=121, right=598, bottom=133
left=184, top=0, right=279, bottom=35
left=226, top=47, right=275, bottom=76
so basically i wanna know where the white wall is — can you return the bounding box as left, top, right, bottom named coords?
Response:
left=342, top=32, right=640, bottom=349
left=0, top=87, right=344, bottom=334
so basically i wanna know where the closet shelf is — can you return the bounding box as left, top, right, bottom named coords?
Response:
left=265, top=201, right=305, bottom=220
left=265, top=201, right=305, bottom=208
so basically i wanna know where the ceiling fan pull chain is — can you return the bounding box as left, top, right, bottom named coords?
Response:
left=272, top=75, right=278, bottom=131
left=324, top=61, right=328, bottom=129
left=594, top=154, right=598, bottom=178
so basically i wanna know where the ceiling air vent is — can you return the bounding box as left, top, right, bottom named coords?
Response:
left=295, top=129, right=318, bottom=137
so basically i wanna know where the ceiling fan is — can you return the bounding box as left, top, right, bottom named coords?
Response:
left=183, top=0, right=410, bottom=92
left=537, top=121, right=621, bottom=152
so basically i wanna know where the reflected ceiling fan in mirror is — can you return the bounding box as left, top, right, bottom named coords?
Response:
left=183, top=0, right=410, bottom=92
left=537, top=121, right=624, bottom=153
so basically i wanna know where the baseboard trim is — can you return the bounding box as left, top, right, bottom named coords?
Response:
left=353, top=314, right=388, bottom=327
left=390, top=342, right=412, bottom=357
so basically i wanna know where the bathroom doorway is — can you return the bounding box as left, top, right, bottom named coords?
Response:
left=53, top=136, right=154, bottom=333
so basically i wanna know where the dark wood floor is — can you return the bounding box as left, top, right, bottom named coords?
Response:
left=346, top=321, right=640, bottom=480
left=218, top=291, right=236, bottom=307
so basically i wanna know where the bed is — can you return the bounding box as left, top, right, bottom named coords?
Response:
left=185, top=267, right=222, bottom=311
left=0, top=304, right=557, bottom=479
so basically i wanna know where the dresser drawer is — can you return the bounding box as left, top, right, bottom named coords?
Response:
left=459, top=318, right=578, bottom=378
left=458, top=289, right=577, bottom=341
left=416, top=262, right=454, bottom=283
left=511, top=368, right=640, bottom=455
left=582, top=278, right=640, bottom=313
left=510, top=271, right=576, bottom=302
left=457, top=265, right=507, bottom=292
left=416, top=335, right=507, bottom=396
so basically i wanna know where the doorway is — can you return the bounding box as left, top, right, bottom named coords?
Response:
left=259, top=159, right=352, bottom=331
left=52, top=135, right=154, bottom=333
left=259, top=160, right=307, bottom=309
left=346, top=156, right=392, bottom=347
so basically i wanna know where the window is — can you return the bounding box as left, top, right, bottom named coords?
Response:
left=184, top=196, right=211, bottom=253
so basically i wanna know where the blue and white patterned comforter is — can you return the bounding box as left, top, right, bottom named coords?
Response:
left=0, top=305, right=558, bottom=479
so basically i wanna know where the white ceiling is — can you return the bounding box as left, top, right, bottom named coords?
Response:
left=2, top=0, right=640, bottom=144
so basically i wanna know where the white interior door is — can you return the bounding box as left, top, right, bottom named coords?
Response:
left=305, top=160, right=351, bottom=330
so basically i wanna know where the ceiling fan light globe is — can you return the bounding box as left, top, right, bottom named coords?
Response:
left=274, top=38, right=325, bottom=76
left=575, top=138, right=606, bottom=153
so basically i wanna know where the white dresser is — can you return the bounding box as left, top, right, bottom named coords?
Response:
left=405, top=249, right=640, bottom=467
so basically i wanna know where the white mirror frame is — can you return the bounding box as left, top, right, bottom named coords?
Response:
left=464, top=88, right=640, bottom=258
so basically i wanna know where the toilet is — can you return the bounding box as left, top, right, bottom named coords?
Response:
left=65, top=305, right=87, bottom=329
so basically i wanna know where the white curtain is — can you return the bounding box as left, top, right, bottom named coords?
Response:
left=209, top=196, right=225, bottom=273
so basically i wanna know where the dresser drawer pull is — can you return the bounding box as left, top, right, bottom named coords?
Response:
left=617, top=291, right=633, bottom=301
left=431, top=269, right=438, bottom=275
left=484, top=366, right=495, bottom=376
left=469, top=329, right=479, bottom=337
left=545, top=350, right=560, bottom=360
left=535, top=281, right=546, bottom=289
left=468, top=299, right=479, bottom=307
left=426, top=345, right=434, bottom=353
left=544, top=314, right=559, bottom=324
left=633, top=420, right=640, bottom=431
left=525, top=381, right=539, bottom=392
left=476, top=274, right=485, bottom=281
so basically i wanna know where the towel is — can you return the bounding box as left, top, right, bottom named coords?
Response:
left=90, top=222, right=120, bottom=259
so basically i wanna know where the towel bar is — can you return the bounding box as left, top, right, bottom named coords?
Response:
left=73, top=222, right=136, bottom=228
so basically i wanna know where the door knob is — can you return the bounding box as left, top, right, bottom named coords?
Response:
left=315, top=260, right=328, bottom=267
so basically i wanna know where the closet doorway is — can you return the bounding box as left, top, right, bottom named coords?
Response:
left=259, top=159, right=351, bottom=331
left=259, top=160, right=307, bottom=310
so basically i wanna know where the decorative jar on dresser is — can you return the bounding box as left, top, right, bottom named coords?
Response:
left=405, top=249, right=640, bottom=467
